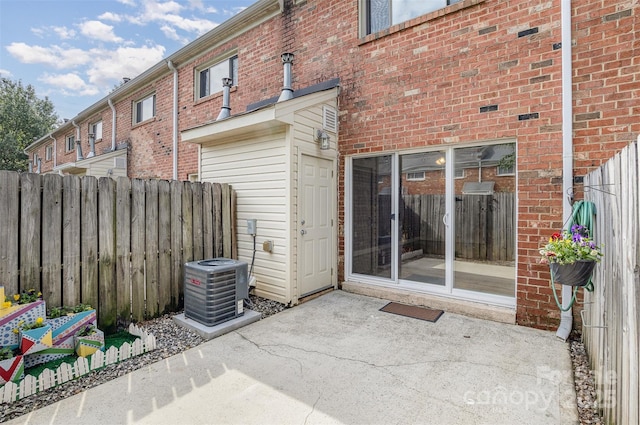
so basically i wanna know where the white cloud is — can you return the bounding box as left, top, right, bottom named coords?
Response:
left=30, top=25, right=75, bottom=40
left=39, top=72, right=100, bottom=96
left=160, top=25, right=188, bottom=44
left=6, top=43, right=91, bottom=69
left=0, top=69, right=13, bottom=77
left=162, top=14, right=216, bottom=36
left=79, top=21, right=123, bottom=43
left=85, top=44, right=165, bottom=88
left=125, top=0, right=216, bottom=37
left=52, top=26, right=76, bottom=39
left=98, top=12, right=123, bottom=23
left=117, top=0, right=137, bottom=6
left=31, top=27, right=45, bottom=37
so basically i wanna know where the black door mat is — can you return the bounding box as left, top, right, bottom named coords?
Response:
left=380, top=302, right=444, bottom=323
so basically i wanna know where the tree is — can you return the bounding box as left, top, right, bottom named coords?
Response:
left=0, top=77, right=58, bottom=171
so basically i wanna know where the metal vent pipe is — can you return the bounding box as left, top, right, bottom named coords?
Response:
left=277, top=53, right=294, bottom=102
left=216, top=78, right=233, bottom=120
left=87, top=133, right=96, bottom=158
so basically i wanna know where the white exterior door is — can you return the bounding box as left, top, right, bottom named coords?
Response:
left=299, top=154, right=333, bottom=297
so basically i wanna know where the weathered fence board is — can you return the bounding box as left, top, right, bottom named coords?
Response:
left=0, top=172, right=234, bottom=330
left=115, top=177, right=131, bottom=326
left=130, top=179, right=146, bottom=322
left=0, top=171, right=20, bottom=294
left=213, top=183, right=223, bottom=257
left=222, top=184, right=232, bottom=259
left=81, top=177, right=98, bottom=309
left=145, top=179, right=159, bottom=319
left=170, top=181, right=183, bottom=308
left=182, top=183, right=194, bottom=264
left=98, top=178, right=116, bottom=333
left=192, top=182, right=204, bottom=261
left=20, top=173, right=41, bottom=292
left=62, top=175, right=81, bottom=306
left=158, top=180, right=171, bottom=314
left=202, top=183, right=214, bottom=260
left=42, top=175, right=62, bottom=307
left=583, top=140, right=639, bottom=425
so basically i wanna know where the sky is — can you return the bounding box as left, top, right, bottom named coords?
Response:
left=0, top=0, right=255, bottom=120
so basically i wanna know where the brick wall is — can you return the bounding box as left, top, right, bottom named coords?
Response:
left=32, top=0, right=638, bottom=329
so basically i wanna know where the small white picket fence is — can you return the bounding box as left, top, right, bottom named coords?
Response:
left=0, top=324, right=157, bottom=404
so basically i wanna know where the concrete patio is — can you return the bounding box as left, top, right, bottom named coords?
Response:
left=6, top=291, right=578, bottom=425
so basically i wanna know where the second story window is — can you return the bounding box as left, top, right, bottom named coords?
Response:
left=90, top=120, right=103, bottom=140
left=197, top=55, right=238, bottom=99
left=65, top=135, right=75, bottom=152
left=134, top=93, right=156, bottom=124
left=364, top=0, right=463, bottom=35
left=45, top=145, right=53, bottom=161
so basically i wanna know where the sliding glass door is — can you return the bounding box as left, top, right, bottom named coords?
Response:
left=348, top=143, right=516, bottom=303
left=351, top=156, right=393, bottom=279
left=398, top=151, right=447, bottom=287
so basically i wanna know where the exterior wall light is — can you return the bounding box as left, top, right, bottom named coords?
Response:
left=314, top=129, right=331, bottom=150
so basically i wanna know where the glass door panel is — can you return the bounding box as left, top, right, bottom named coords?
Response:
left=352, top=156, right=393, bottom=279
left=398, top=151, right=447, bottom=286
left=452, top=144, right=516, bottom=296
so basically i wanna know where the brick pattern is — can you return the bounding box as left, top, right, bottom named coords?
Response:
left=31, top=0, right=639, bottom=329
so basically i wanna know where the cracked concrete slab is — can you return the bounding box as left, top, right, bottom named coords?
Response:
left=5, top=291, right=578, bottom=425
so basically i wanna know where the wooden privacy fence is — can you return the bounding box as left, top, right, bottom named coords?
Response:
left=583, top=140, right=639, bottom=425
left=0, top=171, right=236, bottom=333
left=401, top=192, right=515, bottom=262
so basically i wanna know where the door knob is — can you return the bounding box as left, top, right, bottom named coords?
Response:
left=300, top=229, right=307, bottom=235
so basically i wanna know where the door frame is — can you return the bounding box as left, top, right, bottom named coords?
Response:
left=345, top=143, right=517, bottom=308
left=296, top=150, right=338, bottom=300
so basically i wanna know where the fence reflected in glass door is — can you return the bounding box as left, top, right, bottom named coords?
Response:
left=398, top=151, right=447, bottom=286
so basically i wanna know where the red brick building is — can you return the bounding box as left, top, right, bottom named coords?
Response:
left=27, top=0, right=639, bottom=330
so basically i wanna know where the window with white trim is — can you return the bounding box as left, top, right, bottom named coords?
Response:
left=406, top=171, right=425, bottom=181
left=65, top=135, right=75, bottom=152
left=134, top=93, right=155, bottom=124
left=45, top=145, right=53, bottom=161
left=363, top=0, right=463, bottom=35
left=196, top=55, right=238, bottom=100
left=90, top=120, right=103, bottom=140
left=454, top=168, right=465, bottom=179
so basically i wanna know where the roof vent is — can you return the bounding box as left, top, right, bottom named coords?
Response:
left=277, top=53, right=294, bottom=102
left=216, top=77, right=233, bottom=120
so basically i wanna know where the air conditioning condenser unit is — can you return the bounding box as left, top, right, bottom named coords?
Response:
left=184, top=258, right=248, bottom=327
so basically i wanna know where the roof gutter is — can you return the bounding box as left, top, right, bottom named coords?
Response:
left=557, top=0, right=574, bottom=341
left=167, top=60, right=179, bottom=180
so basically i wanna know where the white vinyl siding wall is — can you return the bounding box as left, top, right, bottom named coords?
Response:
left=200, top=131, right=290, bottom=303
left=291, top=102, right=338, bottom=300
left=85, top=153, right=128, bottom=178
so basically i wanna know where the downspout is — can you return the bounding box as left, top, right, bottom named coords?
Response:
left=557, top=0, right=574, bottom=341
left=167, top=60, right=178, bottom=181
left=72, top=120, right=83, bottom=161
left=108, top=98, right=117, bottom=151
left=49, top=134, right=57, bottom=168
